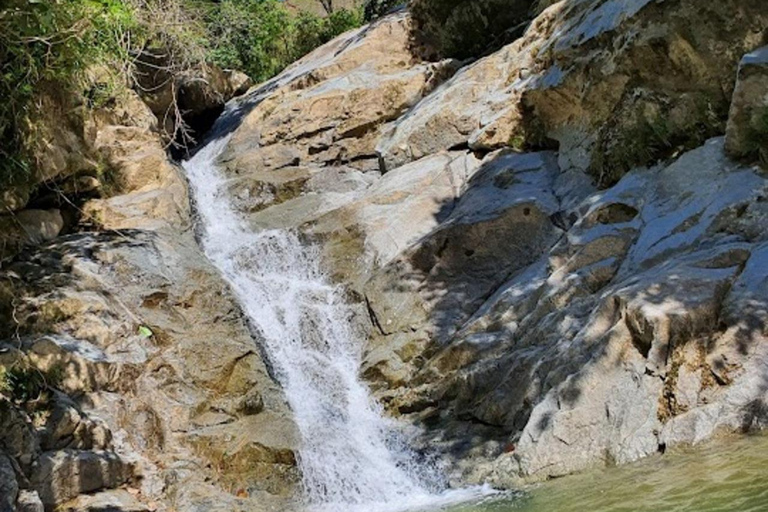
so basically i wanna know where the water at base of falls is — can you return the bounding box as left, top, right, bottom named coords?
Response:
left=183, top=137, right=491, bottom=512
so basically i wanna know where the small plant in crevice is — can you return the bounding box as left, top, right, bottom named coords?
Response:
left=746, top=106, right=768, bottom=167
left=590, top=93, right=730, bottom=188
left=0, top=363, right=64, bottom=404
left=410, top=0, right=537, bottom=59
left=508, top=134, right=527, bottom=153
left=598, top=116, right=674, bottom=184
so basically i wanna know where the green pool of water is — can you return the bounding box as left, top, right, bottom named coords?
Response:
left=446, top=433, right=768, bottom=512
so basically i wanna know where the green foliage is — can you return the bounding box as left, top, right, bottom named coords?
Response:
left=204, top=0, right=362, bottom=83
left=0, top=364, right=63, bottom=402
left=747, top=106, right=768, bottom=167
left=363, top=0, right=403, bottom=21
left=592, top=117, right=674, bottom=187
left=508, top=134, right=527, bottom=152
left=204, top=0, right=296, bottom=82
left=411, top=0, right=536, bottom=59
left=0, top=0, right=363, bottom=188
left=0, top=0, right=136, bottom=188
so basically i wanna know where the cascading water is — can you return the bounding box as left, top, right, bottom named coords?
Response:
left=183, top=136, right=488, bottom=511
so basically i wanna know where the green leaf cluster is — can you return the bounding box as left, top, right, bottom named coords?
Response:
left=0, top=0, right=137, bottom=187
left=203, top=0, right=362, bottom=83
left=0, top=0, right=363, bottom=189
left=0, top=364, right=63, bottom=402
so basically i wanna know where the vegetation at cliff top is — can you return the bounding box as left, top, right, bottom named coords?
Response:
left=748, top=106, right=768, bottom=165
left=0, top=0, right=362, bottom=188
left=410, top=0, right=540, bottom=59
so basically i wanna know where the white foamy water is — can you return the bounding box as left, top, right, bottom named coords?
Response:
left=183, top=137, right=491, bottom=511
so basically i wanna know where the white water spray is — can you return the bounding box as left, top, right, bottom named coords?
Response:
left=183, top=137, right=490, bottom=511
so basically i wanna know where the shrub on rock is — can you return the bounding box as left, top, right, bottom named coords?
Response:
left=410, top=0, right=537, bottom=58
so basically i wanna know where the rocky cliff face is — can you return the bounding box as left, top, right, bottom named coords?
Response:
left=1, top=1, right=767, bottom=510
left=215, top=0, right=768, bottom=490
left=0, top=73, right=299, bottom=510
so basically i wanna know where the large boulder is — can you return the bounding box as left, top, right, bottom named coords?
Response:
left=382, top=139, right=768, bottom=485
left=0, top=80, right=189, bottom=263
left=305, top=151, right=485, bottom=289
left=360, top=151, right=564, bottom=388
left=79, top=88, right=190, bottom=232
left=134, top=53, right=253, bottom=143
left=222, top=12, right=459, bottom=177
left=29, top=450, right=136, bottom=507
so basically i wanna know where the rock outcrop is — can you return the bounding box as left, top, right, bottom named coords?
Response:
left=222, top=12, right=458, bottom=176
left=200, top=0, right=768, bottom=491
left=0, top=60, right=296, bottom=512
left=378, top=0, right=767, bottom=185
left=2, top=0, right=768, bottom=509
left=134, top=56, right=253, bottom=145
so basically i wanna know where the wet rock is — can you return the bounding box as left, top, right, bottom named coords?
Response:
left=225, top=165, right=374, bottom=215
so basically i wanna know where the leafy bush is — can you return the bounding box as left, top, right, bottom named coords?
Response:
left=0, top=0, right=136, bottom=187
left=0, top=364, right=63, bottom=402
left=205, top=0, right=362, bottom=83
left=363, top=0, right=403, bottom=21
left=203, top=0, right=294, bottom=82
left=0, top=0, right=363, bottom=188
left=748, top=106, right=768, bottom=166
left=410, top=0, right=537, bottom=59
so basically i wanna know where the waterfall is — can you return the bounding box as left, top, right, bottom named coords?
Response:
left=182, top=137, right=488, bottom=511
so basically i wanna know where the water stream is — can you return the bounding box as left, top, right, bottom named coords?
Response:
left=182, top=137, right=485, bottom=511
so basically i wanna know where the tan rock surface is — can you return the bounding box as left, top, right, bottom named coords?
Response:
left=378, top=0, right=768, bottom=185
